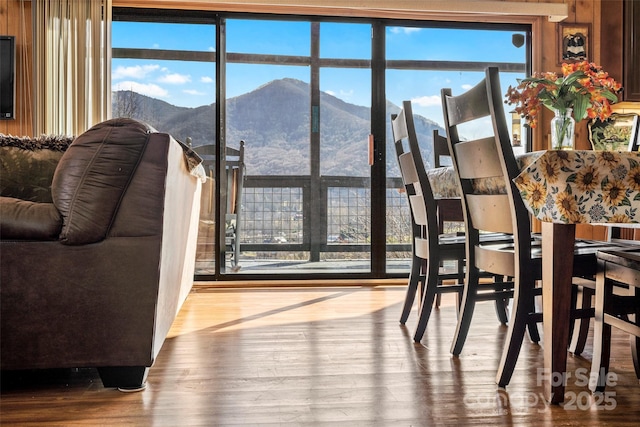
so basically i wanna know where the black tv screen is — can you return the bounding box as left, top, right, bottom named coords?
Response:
left=0, top=35, right=16, bottom=120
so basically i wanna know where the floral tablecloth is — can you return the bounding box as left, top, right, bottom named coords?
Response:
left=427, top=151, right=543, bottom=199
left=514, top=150, right=640, bottom=224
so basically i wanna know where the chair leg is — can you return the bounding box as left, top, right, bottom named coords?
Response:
left=435, top=259, right=463, bottom=308
left=493, top=275, right=510, bottom=325
left=632, top=335, right=640, bottom=380
left=526, top=320, right=540, bottom=344
left=590, top=319, right=612, bottom=393
left=400, top=254, right=422, bottom=324
left=569, top=285, right=594, bottom=355
left=449, top=267, right=480, bottom=355
left=632, top=288, right=640, bottom=379
left=590, top=263, right=611, bottom=393
left=496, top=277, right=535, bottom=388
left=413, top=258, right=440, bottom=342
left=525, top=288, right=541, bottom=343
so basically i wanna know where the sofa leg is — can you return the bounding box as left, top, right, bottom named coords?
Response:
left=97, top=366, right=149, bottom=391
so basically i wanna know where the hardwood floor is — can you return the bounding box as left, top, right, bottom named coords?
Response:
left=2, top=285, right=639, bottom=426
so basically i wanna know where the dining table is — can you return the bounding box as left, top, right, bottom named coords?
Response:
left=427, top=149, right=640, bottom=404
left=514, top=149, right=640, bottom=403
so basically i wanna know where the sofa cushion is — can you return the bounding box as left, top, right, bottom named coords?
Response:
left=0, top=147, right=63, bottom=203
left=0, top=197, right=62, bottom=240
left=52, top=118, right=155, bottom=245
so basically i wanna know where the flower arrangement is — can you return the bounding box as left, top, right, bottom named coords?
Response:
left=505, top=61, right=622, bottom=129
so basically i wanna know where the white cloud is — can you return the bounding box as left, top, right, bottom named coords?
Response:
left=112, top=81, right=169, bottom=98
left=183, top=89, right=205, bottom=95
left=411, top=95, right=441, bottom=107
left=326, top=89, right=354, bottom=100
left=112, top=64, right=160, bottom=80
left=461, top=84, right=473, bottom=90
left=200, top=76, right=214, bottom=83
left=389, top=27, right=421, bottom=35
left=158, top=73, right=191, bottom=84
left=152, top=43, right=160, bottom=49
left=208, top=46, right=215, bottom=52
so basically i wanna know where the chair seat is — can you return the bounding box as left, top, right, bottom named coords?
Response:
left=590, top=246, right=640, bottom=392
left=596, top=247, right=640, bottom=268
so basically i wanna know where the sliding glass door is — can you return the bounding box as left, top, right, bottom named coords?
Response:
left=384, top=25, right=530, bottom=273
left=112, top=9, right=529, bottom=280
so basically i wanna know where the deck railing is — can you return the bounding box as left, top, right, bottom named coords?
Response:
left=239, top=175, right=412, bottom=256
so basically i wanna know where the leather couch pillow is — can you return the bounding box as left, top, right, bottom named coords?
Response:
left=51, top=118, right=154, bottom=245
left=0, top=197, right=62, bottom=240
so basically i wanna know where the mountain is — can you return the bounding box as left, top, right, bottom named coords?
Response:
left=112, top=78, right=445, bottom=176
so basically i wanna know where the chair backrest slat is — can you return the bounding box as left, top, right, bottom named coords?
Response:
left=392, top=108, right=409, bottom=142
left=443, top=79, right=492, bottom=126
left=399, top=152, right=419, bottom=185
left=467, top=194, right=513, bottom=233
left=410, top=194, right=428, bottom=226
left=453, top=137, right=503, bottom=180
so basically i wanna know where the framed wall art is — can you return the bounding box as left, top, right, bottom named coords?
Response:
left=558, top=23, right=590, bottom=64
left=588, top=113, right=639, bottom=151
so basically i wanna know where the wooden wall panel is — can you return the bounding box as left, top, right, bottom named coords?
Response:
left=600, top=0, right=624, bottom=83
left=0, top=0, right=32, bottom=137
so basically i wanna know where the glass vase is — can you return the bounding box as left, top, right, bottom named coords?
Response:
left=550, top=108, right=575, bottom=150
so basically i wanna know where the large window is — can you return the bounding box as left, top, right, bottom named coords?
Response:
left=112, top=19, right=217, bottom=144
left=112, top=9, right=530, bottom=280
left=384, top=25, right=529, bottom=271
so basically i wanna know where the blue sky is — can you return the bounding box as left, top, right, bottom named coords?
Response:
left=112, top=19, right=527, bottom=133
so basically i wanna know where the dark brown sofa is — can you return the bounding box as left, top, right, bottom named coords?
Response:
left=0, top=118, right=202, bottom=390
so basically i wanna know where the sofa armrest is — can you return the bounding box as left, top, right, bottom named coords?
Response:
left=0, top=197, right=62, bottom=240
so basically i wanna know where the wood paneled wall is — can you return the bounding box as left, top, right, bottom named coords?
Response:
left=0, top=0, right=31, bottom=136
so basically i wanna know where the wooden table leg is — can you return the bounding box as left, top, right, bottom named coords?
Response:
left=541, top=222, right=575, bottom=404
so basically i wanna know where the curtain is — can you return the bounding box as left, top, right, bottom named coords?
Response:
left=33, top=0, right=111, bottom=136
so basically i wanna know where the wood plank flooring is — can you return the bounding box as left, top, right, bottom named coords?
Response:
left=2, top=285, right=639, bottom=426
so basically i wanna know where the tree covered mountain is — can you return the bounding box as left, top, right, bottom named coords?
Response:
left=112, top=78, right=445, bottom=177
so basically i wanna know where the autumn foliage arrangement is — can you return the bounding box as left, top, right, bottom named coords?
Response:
left=505, top=61, right=623, bottom=128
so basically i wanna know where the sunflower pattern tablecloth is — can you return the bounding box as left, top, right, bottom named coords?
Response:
left=427, top=151, right=543, bottom=199
left=514, top=150, right=640, bottom=224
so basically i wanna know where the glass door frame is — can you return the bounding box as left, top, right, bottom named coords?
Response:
left=112, top=8, right=531, bottom=282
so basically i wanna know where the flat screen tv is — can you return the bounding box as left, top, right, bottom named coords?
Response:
left=0, top=35, right=16, bottom=120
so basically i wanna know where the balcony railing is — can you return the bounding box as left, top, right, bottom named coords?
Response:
left=195, top=174, right=413, bottom=274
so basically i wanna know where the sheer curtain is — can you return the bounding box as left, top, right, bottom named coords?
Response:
left=33, top=0, right=111, bottom=136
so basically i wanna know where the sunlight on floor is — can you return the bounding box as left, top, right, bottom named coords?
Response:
left=168, top=285, right=460, bottom=337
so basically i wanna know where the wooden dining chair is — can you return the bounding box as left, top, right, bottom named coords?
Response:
left=193, top=141, right=246, bottom=271
left=391, top=100, right=510, bottom=342
left=441, top=67, right=626, bottom=387
left=433, top=130, right=464, bottom=236
left=433, top=130, right=465, bottom=308
left=433, top=129, right=453, bottom=168
left=225, top=141, right=246, bottom=270
left=590, top=248, right=640, bottom=392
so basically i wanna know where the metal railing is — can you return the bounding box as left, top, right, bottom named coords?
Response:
left=237, top=175, right=412, bottom=259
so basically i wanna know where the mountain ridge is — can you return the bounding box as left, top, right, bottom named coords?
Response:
left=112, top=78, right=445, bottom=176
